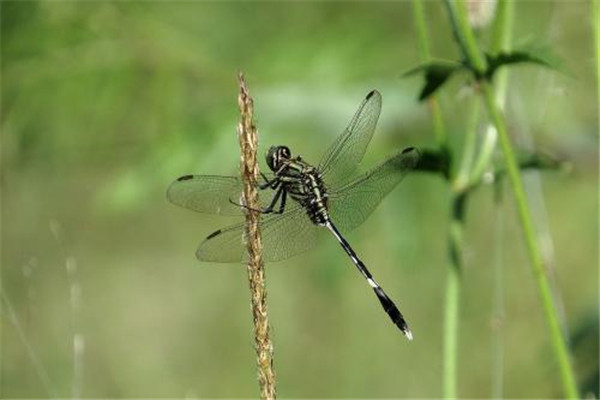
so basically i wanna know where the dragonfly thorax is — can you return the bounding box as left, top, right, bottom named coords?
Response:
left=267, top=147, right=330, bottom=226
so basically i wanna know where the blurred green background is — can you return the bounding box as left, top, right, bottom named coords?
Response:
left=1, top=1, right=598, bottom=398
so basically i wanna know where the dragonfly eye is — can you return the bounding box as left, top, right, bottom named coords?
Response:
left=279, top=146, right=291, bottom=159
left=266, top=146, right=284, bottom=171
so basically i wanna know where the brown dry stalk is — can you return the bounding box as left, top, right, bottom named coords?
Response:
left=236, top=72, right=276, bottom=400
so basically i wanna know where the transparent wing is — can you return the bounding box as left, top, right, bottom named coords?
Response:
left=317, top=90, right=382, bottom=185
left=167, top=174, right=276, bottom=216
left=197, top=205, right=321, bottom=263
left=327, top=147, right=420, bottom=232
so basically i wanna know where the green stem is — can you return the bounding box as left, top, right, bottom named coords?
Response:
left=430, top=94, right=449, bottom=162
left=469, top=124, right=496, bottom=185
left=491, top=181, right=505, bottom=399
left=480, top=81, right=579, bottom=398
left=594, top=0, right=600, bottom=123
left=490, top=0, right=515, bottom=106
left=443, top=192, right=466, bottom=399
left=413, top=0, right=431, bottom=61
left=468, top=0, right=513, bottom=186
left=455, top=95, right=480, bottom=190
left=443, top=0, right=487, bottom=74
left=443, top=1, right=580, bottom=396
left=412, top=0, right=450, bottom=156
left=412, top=3, right=459, bottom=397
left=487, top=2, right=513, bottom=397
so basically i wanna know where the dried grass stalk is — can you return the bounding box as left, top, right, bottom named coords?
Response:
left=236, top=72, right=276, bottom=400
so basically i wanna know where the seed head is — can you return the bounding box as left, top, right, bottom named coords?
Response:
left=466, top=0, right=498, bottom=30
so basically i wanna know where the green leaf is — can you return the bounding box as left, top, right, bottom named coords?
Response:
left=404, top=60, right=464, bottom=101
left=517, top=151, right=569, bottom=171
left=484, top=46, right=566, bottom=79
left=412, top=147, right=452, bottom=179
left=492, top=151, right=568, bottom=183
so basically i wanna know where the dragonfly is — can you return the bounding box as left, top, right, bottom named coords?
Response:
left=167, top=90, right=419, bottom=340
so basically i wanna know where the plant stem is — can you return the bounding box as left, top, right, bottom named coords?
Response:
left=490, top=0, right=515, bottom=106
left=468, top=0, right=513, bottom=186
left=480, top=78, right=579, bottom=400
left=594, top=0, right=600, bottom=126
left=237, top=73, right=276, bottom=400
left=50, top=220, right=85, bottom=399
left=412, top=0, right=450, bottom=158
left=413, top=0, right=431, bottom=62
left=412, top=3, right=459, bottom=397
left=469, top=124, right=497, bottom=186
left=1, top=289, right=58, bottom=397
left=455, top=95, right=480, bottom=190
left=443, top=91, right=482, bottom=400
left=443, top=1, right=580, bottom=396
left=443, top=192, right=466, bottom=399
left=443, top=0, right=487, bottom=74
left=488, top=2, right=514, bottom=397
left=491, top=181, right=505, bottom=399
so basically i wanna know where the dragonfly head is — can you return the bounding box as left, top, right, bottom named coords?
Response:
left=266, top=145, right=291, bottom=171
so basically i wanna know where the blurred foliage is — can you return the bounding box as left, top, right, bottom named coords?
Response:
left=1, top=1, right=598, bottom=398
left=404, top=46, right=563, bottom=101
left=404, top=60, right=464, bottom=101
left=571, top=309, right=599, bottom=398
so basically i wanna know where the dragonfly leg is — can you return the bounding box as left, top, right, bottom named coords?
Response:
left=263, top=186, right=293, bottom=215
left=228, top=198, right=262, bottom=213
left=228, top=186, right=286, bottom=214
left=259, top=180, right=280, bottom=190
left=259, top=173, right=280, bottom=190
left=272, top=189, right=287, bottom=214
left=261, top=187, right=284, bottom=213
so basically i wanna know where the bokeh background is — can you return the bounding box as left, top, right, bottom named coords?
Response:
left=1, top=1, right=598, bottom=398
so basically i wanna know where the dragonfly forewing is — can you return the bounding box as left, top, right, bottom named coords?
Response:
left=167, top=174, right=277, bottom=216
left=327, top=147, right=420, bottom=232
left=317, top=90, right=382, bottom=186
